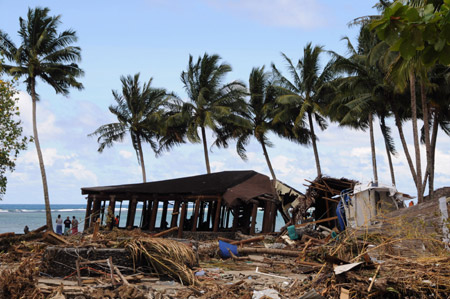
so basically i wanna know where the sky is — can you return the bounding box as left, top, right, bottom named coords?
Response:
left=0, top=0, right=449, bottom=205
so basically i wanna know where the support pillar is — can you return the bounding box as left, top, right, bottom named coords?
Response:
left=171, top=200, right=180, bottom=228
left=107, top=195, right=116, bottom=230
left=192, top=198, right=201, bottom=232
left=178, top=201, right=187, bottom=238
left=250, top=202, right=258, bottom=235
left=84, top=196, right=93, bottom=230
left=213, top=197, right=222, bottom=232
left=160, top=200, right=169, bottom=229
left=126, top=196, right=138, bottom=229
left=91, top=196, right=101, bottom=228
left=149, top=198, right=159, bottom=231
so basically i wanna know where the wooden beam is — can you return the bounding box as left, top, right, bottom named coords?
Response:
left=107, top=196, right=116, bottom=230
left=152, top=226, right=178, bottom=238
left=294, top=216, right=338, bottom=228
left=191, top=198, right=200, bottom=232
left=323, top=196, right=340, bottom=203
left=178, top=202, right=187, bottom=238
left=84, top=196, right=93, bottom=230
left=250, top=203, right=258, bottom=235
left=126, top=196, right=138, bottom=229
left=91, top=196, right=101, bottom=227
left=170, top=200, right=180, bottom=228
left=160, top=200, right=169, bottom=229
left=213, top=197, right=222, bottom=232
left=149, top=198, right=158, bottom=231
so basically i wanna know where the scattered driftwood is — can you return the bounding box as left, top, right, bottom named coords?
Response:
left=42, top=231, right=69, bottom=245
left=238, top=247, right=300, bottom=257
left=152, top=226, right=178, bottom=238
left=230, top=235, right=264, bottom=245
left=0, top=232, right=15, bottom=238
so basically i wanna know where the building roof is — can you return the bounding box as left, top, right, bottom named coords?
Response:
left=81, top=170, right=276, bottom=207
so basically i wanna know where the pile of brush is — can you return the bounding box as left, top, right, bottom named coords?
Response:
left=126, top=237, right=198, bottom=286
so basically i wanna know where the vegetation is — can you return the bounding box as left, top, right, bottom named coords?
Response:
left=1, top=1, right=449, bottom=206
left=89, top=73, right=171, bottom=182
left=0, top=77, right=29, bottom=199
left=0, top=7, right=84, bottom=229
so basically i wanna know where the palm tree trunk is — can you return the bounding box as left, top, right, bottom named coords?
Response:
left=137, top=136, right=146, bottom=183
left=260, top=140, right=277, bottom=183
left=409, top=70, right=423, bottom=203
left=380, top=117, right=395, bottom=186
left=394, top=110, right=418, bottom=187
left=369, top=113, right=378, bottom=184
left=423, top=113, right=438, bottom=200
left=30, top=79, right=53, bottom=231
left=201, top=126, right=211, bottom=174
left=420, top=82, right=432, bottom=200
left=308, top=112, right=322, bottom=177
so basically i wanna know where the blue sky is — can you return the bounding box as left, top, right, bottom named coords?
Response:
left=1, top=0, right=449, bottom=204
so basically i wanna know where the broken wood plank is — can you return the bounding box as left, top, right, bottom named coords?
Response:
left=43, top=231, right=69, bottom=245
left=238, top=247, right=300, bottom=257
left=295, top=216, right=338, bottom=228
left=32, top=224, right=48, bottom=233
left=92, top=218, right=101, bottom=241
left=152, top=226, right=178, bottom=238
left=230, top=235, right=264, bottom=245
left=114, top=265, right=129, bottom=285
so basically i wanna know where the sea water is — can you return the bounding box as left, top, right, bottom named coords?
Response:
left=0, top=203, right=285, bottom=234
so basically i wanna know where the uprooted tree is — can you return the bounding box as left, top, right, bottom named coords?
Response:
left=0, top=77, right=29, bottom=199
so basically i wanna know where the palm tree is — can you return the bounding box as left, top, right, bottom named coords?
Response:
left=329, top=26, right=400, bottom=185
left=272, top=43, right=334, bottom=177
left=178, top=53, right=247, bottom=173
left=89, top=73, right=169, bottom=182
left=0, top=7, right=84, bottom=230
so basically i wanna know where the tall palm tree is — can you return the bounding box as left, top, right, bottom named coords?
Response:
left=272, top=43, right=334, bottom=177
left=90, top=73, right=169, bottom=182
left=329, top=26, right=400, bottom=185
left=0, top=7, right=84, bottom=230
left=178, top=53, right=247, bottom=173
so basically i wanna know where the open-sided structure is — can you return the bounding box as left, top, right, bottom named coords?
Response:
left=81, top=171, right=278, bottom=236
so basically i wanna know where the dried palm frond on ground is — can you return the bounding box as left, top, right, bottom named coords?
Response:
left=127, top=237, right=198, bottom=286
left=0, top=258, right=43, bottom=299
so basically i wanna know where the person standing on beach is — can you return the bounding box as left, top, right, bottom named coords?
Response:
left=63, top=216, right=71, bottom=235
left=72, top=216, right=79, bottom=235
left=56, top=215, right=63, bottom=235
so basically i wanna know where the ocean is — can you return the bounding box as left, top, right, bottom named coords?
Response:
left=0, top=203, right=285, bottom=234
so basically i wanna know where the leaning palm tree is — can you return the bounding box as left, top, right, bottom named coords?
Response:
left=89, top=73, right=168, bottom=182
left=178, top=53, right=247, bottom=173
left=0, top=7, right=84, bottom=230
left=272, top=43, right=334, bottom=177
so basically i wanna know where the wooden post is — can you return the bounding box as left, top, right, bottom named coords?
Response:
left=220, top=205, right=226, bottom=229
left=143, top=199, right=153, bottom=230
left=262, top=201, right=271, bottom=233
left=206, top=201, right=213, bottom=229
left=160, top=200, right=169, bottom=229
left=198, top=201, right=205, bottom=228
left=126, top=196, right=138, bottom=229
left=171, top=200, right=180, bottom=228
left=149, top=198, right=159, bottom=231
left=107, top=195, right=116, bottom=230
left=178, top=201, right=187, bottom=238
left=84, top=196, right=93, bottom=230
left=226, top=208, right=231, bottom=229
left=91, top=196, right=101, bottom=227
left=76, top=257, right=82, bottom=286
left=140, top=200, right=147, bottom=228
left=232, top=207, right=239, bottom=232
left=192, top=198, right=201, bottom=232
left=213, top=197, right=223, bottom=232
left=250, top=203, right=258, bottom=235
left=100, top=200, right=106, bottom=224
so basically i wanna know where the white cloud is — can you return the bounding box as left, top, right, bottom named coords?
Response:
left=16, top=91, right=63, bottom=139
left=17, top=148, right=74, bottom=167
left=349, top=147, right=371, bottom=159
left=204, top=0, right=328, bottom=29
left=119, top=150, right=133, bottom=159
left=60, top=161, right=98, bottom=185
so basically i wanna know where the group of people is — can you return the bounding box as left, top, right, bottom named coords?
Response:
left=55, top=215, right=79, bottom=235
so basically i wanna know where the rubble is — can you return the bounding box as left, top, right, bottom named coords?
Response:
left=0, top=195, right=449, bottom=299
